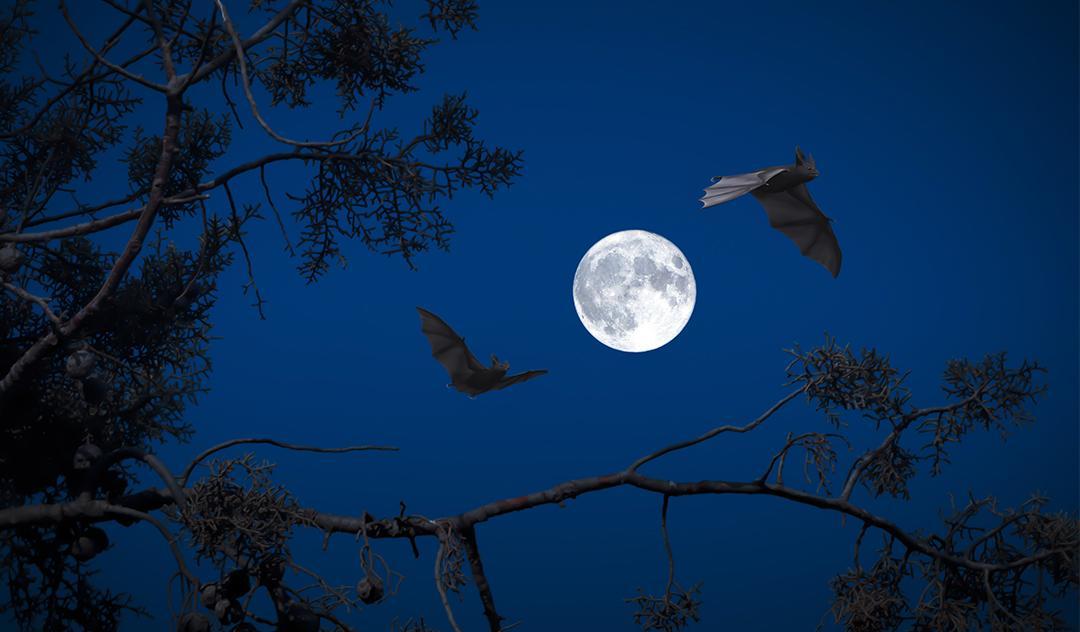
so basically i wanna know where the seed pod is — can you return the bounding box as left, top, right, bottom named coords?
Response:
left=214, top=598, right=242, bottom=624
left=278, top=603, right=320, bottom=632
left=199, top=582, right=220, bottom=609
left=70, top=527, right=109, bottom=561
left=80, top=375, right=109, bottom=405
left=72, top=443, right=103, bottom=470
left=0, top=245, right=23, bottom=273
left=65, top=350, right=97, bottom=379
left=355, top=575, right=384, bottom=604
left=222, top=568, right=251, bottom=599
left=177, top=612, right=211, bottom=632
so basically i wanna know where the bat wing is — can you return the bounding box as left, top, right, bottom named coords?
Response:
left=492, top=369, right=548, bottom=391
left=700, top=167, right=788, bottom=208
left=751, top=184, right=842, bottom=277
left=416, top=307, right=487, bottom=381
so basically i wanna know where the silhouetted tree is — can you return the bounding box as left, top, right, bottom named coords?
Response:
left=0, top=2, right=1076, bottom=631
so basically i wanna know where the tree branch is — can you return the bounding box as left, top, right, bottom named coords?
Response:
left=0, top=93, right=184, bottom=395
left=179, top=437, right=398, bottom=486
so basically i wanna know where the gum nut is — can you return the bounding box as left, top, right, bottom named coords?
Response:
left=177, top=612, right=211, bottom=632
left=0, top=245, right=23, bottom=273
left=199, top=583, right=219, bottom=609
left=73, top=443, right=103, bottom=470
left=70, top=536, right=98, bottom=561
left=70, top=528, right=108, bottom=561
left=65, top=350, right=97, bottom=378
left=214, top=599, right=231, bottom=622
left=355, top=575, right=384, bottom=604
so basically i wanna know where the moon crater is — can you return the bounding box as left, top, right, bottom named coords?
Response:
left=572, top=230, right=696, bottom=352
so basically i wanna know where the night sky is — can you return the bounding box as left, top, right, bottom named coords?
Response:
left=30, top=0, right=1079, bottom=629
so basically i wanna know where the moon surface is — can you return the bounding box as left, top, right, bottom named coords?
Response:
left=572, top=230, right=696, bottom=352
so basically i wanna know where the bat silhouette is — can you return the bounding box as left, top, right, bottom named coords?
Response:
left=700, top=147, right=842, bottom=277
left=416, top=307, right=547, bottom=398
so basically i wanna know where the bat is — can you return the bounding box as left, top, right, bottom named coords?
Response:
left=700, top=147, right=842, bottom=277
left=416, top=307, right=547, bottom=397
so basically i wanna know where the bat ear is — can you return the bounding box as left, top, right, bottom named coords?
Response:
left=795, top=146, right=805, bottom=165
left=807, top=153, right=816, bottom=168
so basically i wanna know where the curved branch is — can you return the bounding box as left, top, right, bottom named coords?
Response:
left=434, top=535, right=465, bottom=632
left=179, top=438, right=398, bottom=486
left=839, top=391, right=985, bottom=500
left=92, top=447, right=187, bottom=511
left=59, top=0, right=168, bottom=93
left=187, top=0, right=306, bottom=86
left=628, top=387, right=805, bottom=472
left=212, top=0, right=364, bottom=149
left=102, top=503, right=198, bottom=589
left=2, top=282, right=63, bottom=331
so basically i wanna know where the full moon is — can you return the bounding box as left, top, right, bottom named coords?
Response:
left=572, top=230, right=696, bottom=352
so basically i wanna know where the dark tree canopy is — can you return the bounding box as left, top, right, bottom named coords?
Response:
left=0, top=1, right=1076, bottom=631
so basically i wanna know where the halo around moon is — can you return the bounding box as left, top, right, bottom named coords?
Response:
left=572, top=230, right=696, bottom=352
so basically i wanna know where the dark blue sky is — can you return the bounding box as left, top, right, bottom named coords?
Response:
left=42, top=0, right=1078, bottom=629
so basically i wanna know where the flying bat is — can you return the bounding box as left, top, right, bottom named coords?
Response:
left=416, top=307, right=547, bottom=398
left=700, top=147, right=842, bottom=277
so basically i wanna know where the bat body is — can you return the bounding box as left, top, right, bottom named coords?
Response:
left=416, top=307, right=547, bottom=398
left=700, top=147, right=842, bottom=277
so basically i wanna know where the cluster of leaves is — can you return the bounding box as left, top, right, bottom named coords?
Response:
left=124, top=109, right=232, bottom=226
left=0, top=0, right=140, bottom=231
left=627, top=582, right=703, bottom=632
left=920, top=353, right=1045, bottom=474
left=176, top=454, right=307, bottom=568
left=828, top=495, right=1078, bottom=632
left=779, top=338, right=1075, bottom=631
left=435, top=527, right=467, bottom=597
left=290, top=91, right=521, bottom=280
left=787, top=336, right=912, bottom=428
left=253, top=0, right=481, bottom=110
left=0, top=525, right=146, bottom=631
left=829, top=540, right=907, bottom=632
left=0, top=236, right=223, bottom=508
left=787, top=338, right=1047, bottom=502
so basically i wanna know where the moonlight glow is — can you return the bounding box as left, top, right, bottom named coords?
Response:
left=572, top=230, right=696, bottom=352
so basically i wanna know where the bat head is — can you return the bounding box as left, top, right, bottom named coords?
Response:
left=490, top=354, right=510, bottom=371
left=794, top=146, right=819, bottom=177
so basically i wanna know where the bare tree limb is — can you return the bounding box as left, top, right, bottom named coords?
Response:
left=179, top=438, right=399, bottom=486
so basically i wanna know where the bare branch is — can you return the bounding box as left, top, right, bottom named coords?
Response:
left=212, top=0, right=364, bottom=148
left=628, top=387, right=805, bottom=472
left=59, top=0, right=169, bottom=93
left=2, top=281, right=63, bottom=332
left=180, top=438, right=398, bottom=486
